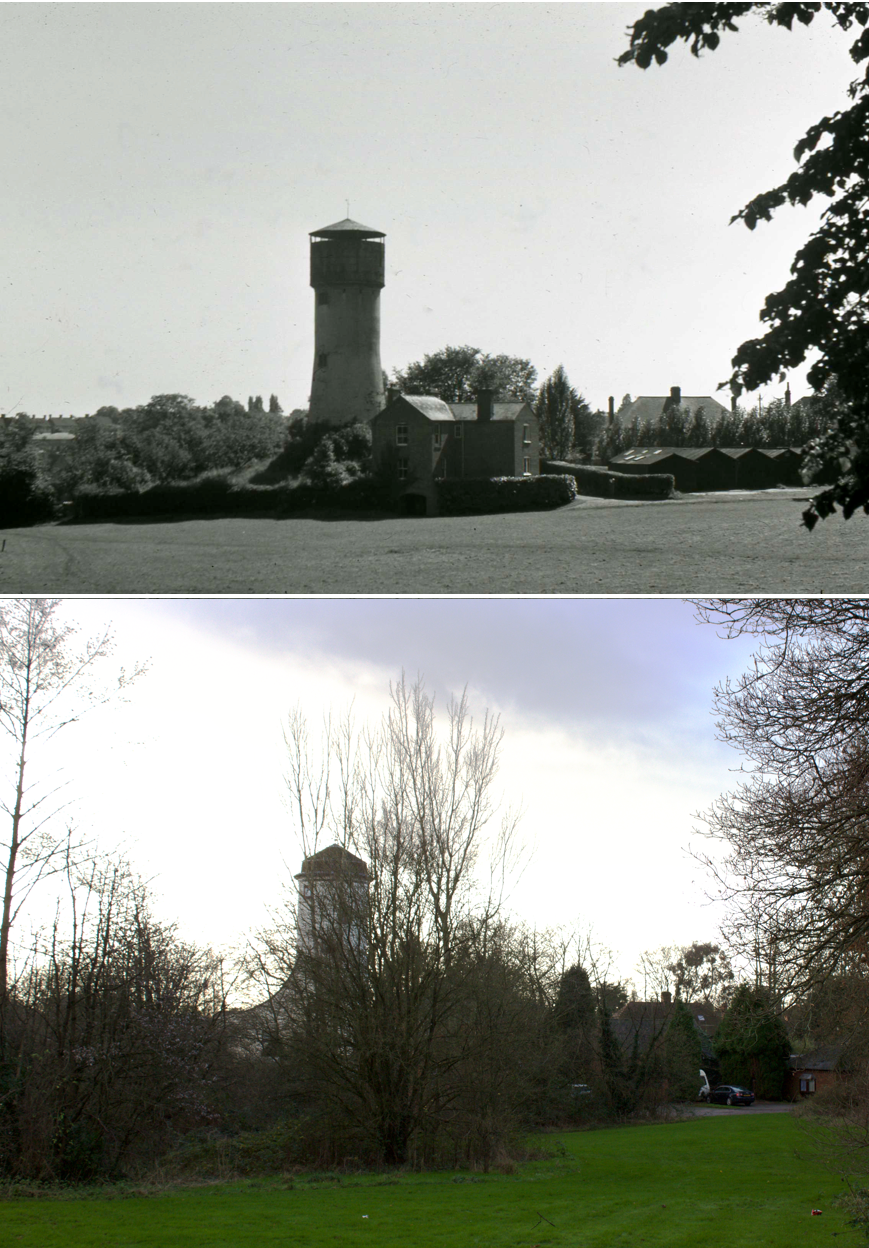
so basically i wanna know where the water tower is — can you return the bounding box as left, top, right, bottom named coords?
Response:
left=308, top=217, right=386, bottom=426
left=295, top=844, right=370, bottom=959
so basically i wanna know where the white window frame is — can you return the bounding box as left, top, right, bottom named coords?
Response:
left=397, top=456, right=409, bottom=481
left=454, top=422, right=463, bottom=440
left=522, top=424, right=531, bottom=446
left=395, top=424, right=408, bottom=446
left=523, top=457, right=531, bottom=476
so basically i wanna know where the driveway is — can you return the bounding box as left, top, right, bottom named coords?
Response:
left=689, top=1101, right=794, bottom=1116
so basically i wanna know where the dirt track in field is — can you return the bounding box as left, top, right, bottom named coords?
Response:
left=2, top=489, right=868, bottom=595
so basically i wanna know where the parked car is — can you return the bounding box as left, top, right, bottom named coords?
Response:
left=571, top=1083, right=592, bottom=1098
left=707, top=1084, right=755, bottom=1106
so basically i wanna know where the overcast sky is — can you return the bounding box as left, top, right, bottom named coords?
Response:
left=2, top=2, right=857, bottom=419
left=11, top=596, right=764, bottom=989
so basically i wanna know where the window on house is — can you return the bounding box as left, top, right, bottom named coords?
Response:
left=523, top=457, right=531, bottom=476
left=433, top=424, right=443, bottom=447
left=800, top=1077, right=816, bottom=1094
left=317, top=291, right=330, bottom=306
left=318, top=352, right=328, bottom=368
left=522, top=424, right=531, bottom=445
left=454, top=423, right=463, bottom=440
left=397, top=456, right=409, bottom=480
left=395, top=424, right=408, bottom=446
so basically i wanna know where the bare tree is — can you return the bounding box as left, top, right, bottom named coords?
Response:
left=247, top=676, right=537, bottom=1166
left=0, top=599, right=146, bottom=1010
left=636, top=941, right=734, bottom=1007
left=691, top=599, right=869, bottom=997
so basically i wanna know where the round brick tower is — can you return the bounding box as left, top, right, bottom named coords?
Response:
left=308, top=217, right=386, bottom=426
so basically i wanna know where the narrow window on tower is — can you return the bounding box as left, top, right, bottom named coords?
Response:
left=522, top=424, right=531, bottom=446
left=396, top=424, right=408, bottom=446
left=523, top=457, right=531, bottom=476
left=318, top=352, right=328, bottom=368
left=317, top=291, right=330, bottom=305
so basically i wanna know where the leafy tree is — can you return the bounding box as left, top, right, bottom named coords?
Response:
left=534, top=365, right=594, bottom=459
left=662, top=998, right=703, bottom=1099
left=393, top=345, right=537, bottom=403
left=714, top=984, right=790, bottom=1098
left=619, top=3, right=869, bottom=527
left=0, top=419, right=55, bottom=527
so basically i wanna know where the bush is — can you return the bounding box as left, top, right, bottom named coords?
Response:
left=541, top=460, right=674, bottom=500
left=436, top=475, right=577, bottom=516
left=0, top=421, right=56, bottom=527
left=70, top=472, right=395, bottom=522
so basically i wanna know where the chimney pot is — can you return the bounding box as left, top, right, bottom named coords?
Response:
left=670, top=385, right=681, bottom=405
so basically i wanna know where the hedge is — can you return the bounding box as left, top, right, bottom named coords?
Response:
left=541, top=460, right=675, bottom=500
left=70, top=474, right=394, bottom=521
left=435, top=474, right=577, bottom=516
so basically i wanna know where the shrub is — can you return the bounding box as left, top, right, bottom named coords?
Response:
left=0, top=420, right=56, bottom=527
left=436, top=475, right=577, bottom=516
left=542, top=460, right=674, bottom=500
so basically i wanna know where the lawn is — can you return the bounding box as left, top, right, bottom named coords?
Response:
left=1, top=1115, right=860, bottom=1247
left=2, top=489, right=869, bottom=593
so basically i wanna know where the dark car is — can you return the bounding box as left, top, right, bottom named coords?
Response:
left=708, top=1084, right=755, bottom=1106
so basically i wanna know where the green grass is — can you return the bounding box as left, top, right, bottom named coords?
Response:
left=0, top=1115, right=861, bottom=1247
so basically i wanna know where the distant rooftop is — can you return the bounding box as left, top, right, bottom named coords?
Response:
left=310, top=217, right=385, bottom=239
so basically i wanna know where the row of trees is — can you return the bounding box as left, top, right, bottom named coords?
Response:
left=596, top=393, right=836, bottom=462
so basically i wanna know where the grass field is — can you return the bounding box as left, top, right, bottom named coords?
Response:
left=2, top=489, right=869, bottom=594
left=0, top=1115, right=861, bottom=1247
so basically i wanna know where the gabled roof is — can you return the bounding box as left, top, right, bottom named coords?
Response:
left=610, top=446, right=717, bottom=466
left=449, top=401, right=531, bottom=423
left=399, top=395, right=455, bottom=421
left=788, top=1044, right=842, bottom=1071
left=310, top=217, right=385, bottom=238
left=618, top=395, right=730, bottom=425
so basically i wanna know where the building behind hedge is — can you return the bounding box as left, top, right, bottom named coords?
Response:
left=370, top=389, right=539, bottom=515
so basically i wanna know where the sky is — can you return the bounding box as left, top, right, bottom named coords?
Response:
left=8, top=596, right=764, bottom=990
left=2, top=2, right=859, bottom=420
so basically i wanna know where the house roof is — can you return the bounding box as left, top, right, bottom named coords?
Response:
left=449, top=401, right=530, bottom=423
left=378, top=395, right=531, bottom=423
left=610, top=446, right=716, bottom=466
left=618, top=395, right=730, bottom=425
left=399, top=395, right=456, bottom=421
left=310, top=217, right=385, bottom=238
left=788, top=1044, right=842, bottom=1072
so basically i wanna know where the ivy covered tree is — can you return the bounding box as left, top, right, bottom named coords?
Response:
left=714, top=983, right=791, bottom=1099
left=619, top=3, right=869, bottom=528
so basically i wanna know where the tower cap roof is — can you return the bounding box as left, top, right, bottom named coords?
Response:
left=310, top=217, right=385, bottom=239
left=296, top=843, right=371, bottom=880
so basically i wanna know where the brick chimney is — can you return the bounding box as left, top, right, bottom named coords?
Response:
left=661, top=990, right=672, bottom=1006
left=669, top=385, right=681, bottom=406
left=608, top=395, right=615, bottom=426
left=785, top=383, right=792, bottom=408
left=476, top=388, right=494, bottom=422
left=386, top=386, right=400, bottom=405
